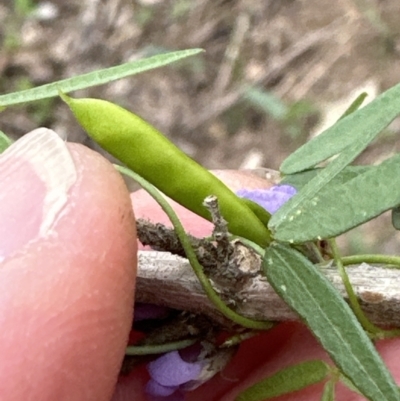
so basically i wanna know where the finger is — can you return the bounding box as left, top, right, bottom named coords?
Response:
left=0, top=129, right=137, bottom=401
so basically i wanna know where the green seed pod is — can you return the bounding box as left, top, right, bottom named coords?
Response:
left=61, top=93, right=272, bottom=247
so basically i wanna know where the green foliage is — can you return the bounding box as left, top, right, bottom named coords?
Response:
left=281, top=165, right=371, bottom=190
left=2, top=0, right=37, bottom=51
left=274, top=154, right=400, bottom=242
left=245, top=87, right=288, bottom=120
left=236, top=360, right=330, bottom=401
left=170, top=0, right=193, bottom=20
left=279, top=84, right=400, bottom=175
left=13, top=0, right=37, bottom=17
left=320, top=380, right=335, bottom=401
left=0, top=49, right=204, bottom=107
left=134, top=6, right=155, bottom=28
left=263, top=243, right=400, bottom=401
left=244, top=86, right=316, bottom=139
left=0, top=130, right=13, bottom=153
left=270, top=80, right=400, bottom=242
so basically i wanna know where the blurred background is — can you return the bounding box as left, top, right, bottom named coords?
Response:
left=1, top=0, right=400, bottom=254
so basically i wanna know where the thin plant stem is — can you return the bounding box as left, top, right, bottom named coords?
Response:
left=341, top=253, right=400, bottom=339
left=126, top=338, right=196, bottom=356
left=307, top=241, right=326, bottom=263
left=329, top=239, right=384, bottom=337
left=342, top=254, right=400, bottom=269
left=116, top=165, right=273, bottom=330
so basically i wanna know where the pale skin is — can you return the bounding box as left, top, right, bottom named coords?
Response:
left=0, top=131, right=399, bottom=401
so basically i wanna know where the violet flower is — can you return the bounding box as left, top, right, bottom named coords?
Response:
left=145, top=343, right=235, bottom=400
left=236, top=184, right=297, bottom=214
left=146, top=347, right=204, bottom=400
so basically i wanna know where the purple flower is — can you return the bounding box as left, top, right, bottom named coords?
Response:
left=145, top=343, right=235, bottom=399
left=236, top=184, right=297, bottom=214
left=146, top=379, right=179, bottom=397
left=146, top=349, right=204, bottom=400
left=148, top=350, right=204, bottom=387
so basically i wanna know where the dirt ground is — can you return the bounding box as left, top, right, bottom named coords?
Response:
left=1, top=0, right=400, bottom=253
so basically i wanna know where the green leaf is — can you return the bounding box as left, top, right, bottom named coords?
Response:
left=270, top=138, right=375, bottom=238
left=0, top=130, right=13, bottom=153
left=271, top=84, right=400, bottom=238
left=320, top=380, right=335, bottom=401
left=0, top=49, right=203, bottom=106
left=273, top=153, right=400, bottom=242
left=244, top=86, right=288, bottom=120
left=339, top=373, right=364, bottom=397
left=281, top=165, right=371, bottom=190
left=280, top=83, right=400, bottom=175
left=235, top=360, right=329, bottom=401
left=263, top=243, right=400, bottom=401
left=338, top=92, right=368, bottom=121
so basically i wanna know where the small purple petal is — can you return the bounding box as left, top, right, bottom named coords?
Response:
left=237, top=184, right=297, bottom=214
left=271, top=184, right=297, bottom=196
left=148, top=350, right=203, bottom=387
left=146, top=379, right=178, bottom=397
left=134, top=303, right=170, bottom=322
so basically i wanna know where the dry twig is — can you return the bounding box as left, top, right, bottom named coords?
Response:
left=136, top=250, right=400, bottom=329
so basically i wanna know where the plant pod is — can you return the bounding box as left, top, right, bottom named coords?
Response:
left=61, top=94, right=272, bottom=247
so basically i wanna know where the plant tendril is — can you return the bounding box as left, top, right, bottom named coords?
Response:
left=116, top=165, right=273, bottom=330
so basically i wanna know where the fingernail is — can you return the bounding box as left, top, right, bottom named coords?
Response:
left=0, top=128, right=77, bottom=261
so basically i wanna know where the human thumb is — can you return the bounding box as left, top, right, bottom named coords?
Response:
left=0, top=129, right=137, bottom=401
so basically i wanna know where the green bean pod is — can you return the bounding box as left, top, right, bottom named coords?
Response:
left=61, top=94, right=272, bottom=247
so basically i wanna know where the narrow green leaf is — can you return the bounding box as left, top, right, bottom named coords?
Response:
left=338, top=92, right=368, bottom=121
left=339, top=373, right=364, bottom=397
left=270, top=137, right=375, bottom=237
left=273, top=153, right=400, bottom=242
left=0, top=49, right=203, bottom=106
left=280, top=83, right=400, bottom=175
left=263, top=243, right=400, bottom=401
left=0, top=130, right=13, bottom=153
left=244, top=86, right=288, bottom=120
left=235, top=360, right=329, bottom=401
left=320, top=380, right=335, bottom=401
left=280, top=165, right=371, bottom=190
left=272, top=86, right=400, bottom=239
